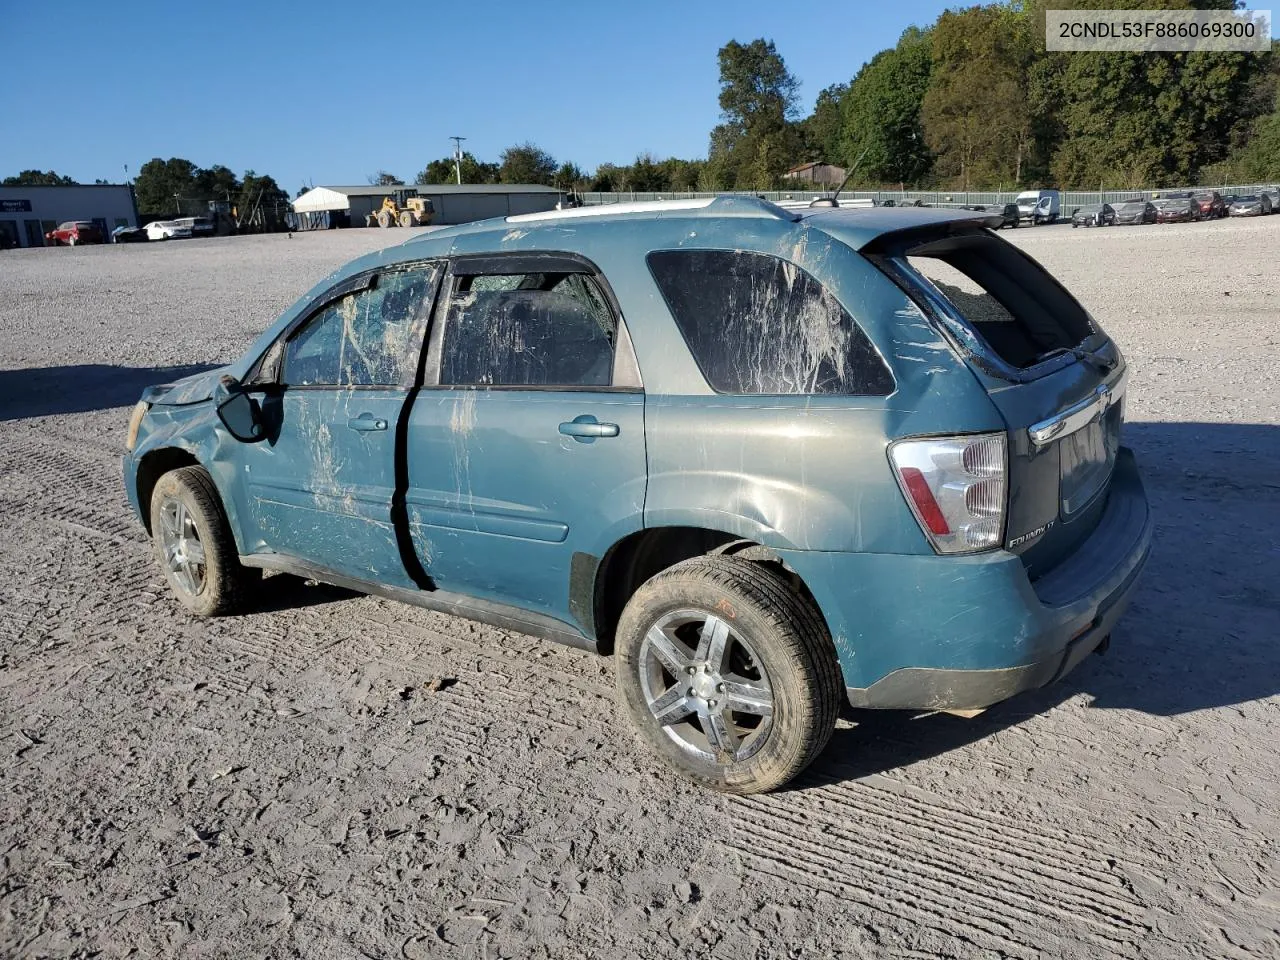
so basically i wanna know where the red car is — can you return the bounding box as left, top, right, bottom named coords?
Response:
left=1193, top=191, right=1226, bottom=219
left=45, top=221, right=104, bottom=246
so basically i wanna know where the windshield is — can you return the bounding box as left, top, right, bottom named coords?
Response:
left=1233, top=196, right=1259, bottom=203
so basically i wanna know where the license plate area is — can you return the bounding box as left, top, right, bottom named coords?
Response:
left=1060, top=403, right=1121, bottom=516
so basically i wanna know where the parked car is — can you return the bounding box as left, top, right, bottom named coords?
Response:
left=1071, top=203, right=1116, bottom=228
left=1015, top=189, right=1061, bottom=224
left=45, top=221, right=104, bottom=246
left=1261, top=188, right=1280, bottom=213
left=991, top=202, right=1020, bottom=228
left=175, top=216, right=216, bottom=237
left=1152, top=198, right=1199, bottom=223
left=1112, top=200, right=1157, bottom=225
left=121, top=197, right=1150, bottom=794
left=1193, top=191, right=1227, bottom=219
left=145, top=220, right=193, bottom=241
left=1226, top=194, right=1272, bottom=216
left=111, top=225, right=149, bottom=243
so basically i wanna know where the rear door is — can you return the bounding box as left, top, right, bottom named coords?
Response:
left=871, top=226, right=1124, bottom=578
left=404, top=254, right=647, bottom=628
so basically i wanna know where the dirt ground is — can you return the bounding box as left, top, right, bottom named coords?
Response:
left=2, top=216, right=1278, bottom=959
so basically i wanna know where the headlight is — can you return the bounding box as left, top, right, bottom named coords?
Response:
left=125, top=400, right=150, bottom=450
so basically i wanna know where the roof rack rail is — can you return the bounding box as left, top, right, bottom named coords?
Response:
left=505, top=194, right=799, bottom=224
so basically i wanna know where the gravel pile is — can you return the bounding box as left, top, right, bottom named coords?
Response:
left=2, top=218, right=1278, bottom=958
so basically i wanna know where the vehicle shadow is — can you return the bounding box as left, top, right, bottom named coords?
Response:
left=252, top=573, right=362, bottom=614
left=0, top=363, right=219, bottom=421
left=803, top=419, right=1280, bottom=785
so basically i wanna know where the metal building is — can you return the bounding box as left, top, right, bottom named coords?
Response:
left=0, top=184, right=138, bottom=248
left=291, top=183, right=564, bottom=228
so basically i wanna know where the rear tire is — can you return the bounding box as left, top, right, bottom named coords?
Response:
left=149, top=466, right=259, bottom=617
left=376, top=209, right=393, bottom=228
left=614, top=556, right=841, bottom=794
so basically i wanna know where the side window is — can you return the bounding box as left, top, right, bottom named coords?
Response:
left=646, top=250, right=894, bottom=395
left=438, top=270, right=617, bottom=387
left=283, top=264, right=438, bottom=386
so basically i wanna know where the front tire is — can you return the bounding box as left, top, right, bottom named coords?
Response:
left=615, top=556, right=841, bottom=794
left=149, top=466, right=259, bottom=617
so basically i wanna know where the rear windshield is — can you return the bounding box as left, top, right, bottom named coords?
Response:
left=876, top=229, right=1095, bottom=370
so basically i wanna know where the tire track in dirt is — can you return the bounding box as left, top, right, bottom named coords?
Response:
left=730, top=774, right=1150, bottom=958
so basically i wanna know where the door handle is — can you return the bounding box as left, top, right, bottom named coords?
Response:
left=347, top=414, right=388, bottom=432
left=559, top=414, right=619, bottom=443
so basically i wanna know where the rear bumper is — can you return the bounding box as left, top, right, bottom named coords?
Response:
left=777, top=448, right=1151, bottom=711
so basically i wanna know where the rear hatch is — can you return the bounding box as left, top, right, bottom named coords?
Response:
left=865, top=223, right=1125, bottom=581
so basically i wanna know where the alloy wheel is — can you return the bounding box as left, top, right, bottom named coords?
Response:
left=157, top=496, right=207, bottom=596
left=637, top=609, right=774, bottom=764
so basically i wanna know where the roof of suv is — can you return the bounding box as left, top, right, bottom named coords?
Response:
left=404, top=195, right=997, bottom=252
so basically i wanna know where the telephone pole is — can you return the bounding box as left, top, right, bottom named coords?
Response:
left=450, top=136, right=467, bottom=185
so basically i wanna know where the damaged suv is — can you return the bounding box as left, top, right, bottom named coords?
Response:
left=122, top=196, right=1151, bottom=793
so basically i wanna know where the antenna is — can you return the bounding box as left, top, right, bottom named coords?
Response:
left=828, top=146, right=870, bottom=204
left=449, top=136, right=467, bottom=185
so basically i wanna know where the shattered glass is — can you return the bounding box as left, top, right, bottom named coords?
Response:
left=647, top=250, right=893, bottom=395
left=439, top=272, right=616, bottom=387
left=284, top=265, right=438, bottom=386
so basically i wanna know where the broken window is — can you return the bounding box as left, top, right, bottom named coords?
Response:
left=283, top=264, right=438, bottom=387
left=890, top=231, right=1095, bottom=369
left=646, top=250, right=893, bottom=396
left=439, top=272, right=617, bottom=388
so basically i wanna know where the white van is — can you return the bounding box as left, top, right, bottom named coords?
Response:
left=1015, top=189, right=1061, bottom=225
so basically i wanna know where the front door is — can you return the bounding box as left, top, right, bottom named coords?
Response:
left=240, top=262, right=441, bottom=586
left=404, top=259, right=647, bottom=629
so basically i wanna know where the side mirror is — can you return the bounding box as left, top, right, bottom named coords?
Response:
left=213, top=376, right=265, bottom=443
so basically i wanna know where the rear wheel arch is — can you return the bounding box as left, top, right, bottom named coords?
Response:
left=588, top=526, right=829, bottom=654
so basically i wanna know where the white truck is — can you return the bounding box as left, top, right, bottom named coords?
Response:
left=1015, top=189, right=1061, bottom=225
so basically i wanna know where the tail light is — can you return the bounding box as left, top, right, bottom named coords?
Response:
left=889, top=433, right=1007, bottom=554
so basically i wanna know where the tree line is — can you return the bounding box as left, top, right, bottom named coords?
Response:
left=9, top=2, right=1276, bottom=202
left=387, top=2, right=1279, bottom=194
left=3, top=162, right=290, bottom=216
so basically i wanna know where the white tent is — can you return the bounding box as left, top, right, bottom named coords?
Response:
left=291, top=187, right=353, bottom=213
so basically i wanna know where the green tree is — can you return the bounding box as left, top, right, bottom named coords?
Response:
left=624, top=153, right=668, bottom=191
left=133, top=157, right=199, bottom=214
left=368, top=170, right=403, bottom=186
left=3, top=170, right=78, bottom=186
left=658, top=157, right=705, bottom=191
left=922, top=5, right=1036, bottom=190
left=840, top=27, right=934, bottom=186
left=713, top=39, right=805, bottom=189
left=590, top=163, right=626, bottom=191
left=554, top=162, right=588, bottom=190
left=498, top=143, right=557, bottom=185
left=194, top=164, right=241, bottom=202
left=800, top=83, right=848, bottom=163
left=238, top=171, right=287, bottom=211
left=415, top=152, right=499, bottom=184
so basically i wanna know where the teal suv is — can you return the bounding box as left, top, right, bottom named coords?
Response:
left=123, top=197, right=1151, bottom=793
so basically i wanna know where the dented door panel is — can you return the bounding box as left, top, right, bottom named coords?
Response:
left=404, top=390, right=646, bottom=625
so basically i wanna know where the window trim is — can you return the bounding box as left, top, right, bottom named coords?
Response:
left=422, top=251, right=642, bottom=393
left=645, top=247, right=896, bottom=398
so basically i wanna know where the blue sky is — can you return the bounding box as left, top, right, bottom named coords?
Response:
left=2, top=0, right=958, bottom=191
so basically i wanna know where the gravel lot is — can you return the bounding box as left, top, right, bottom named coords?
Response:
left=2, top=217, right=1278, bottom=959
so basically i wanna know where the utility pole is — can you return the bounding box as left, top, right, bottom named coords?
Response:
left=450, top=136, right=467, bottom=185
